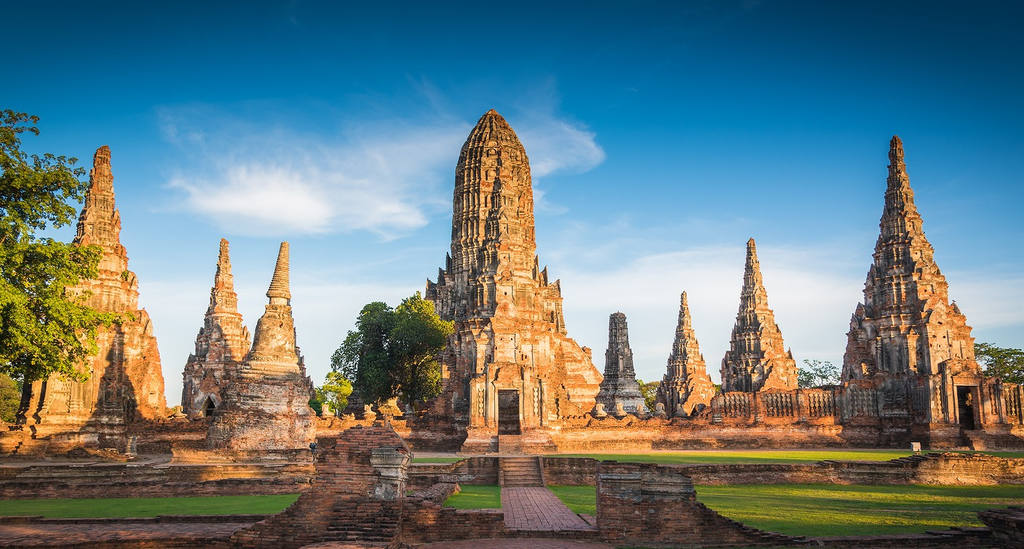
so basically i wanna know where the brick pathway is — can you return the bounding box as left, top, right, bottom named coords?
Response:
left=0, top=520, right=251, bottom=546
left=500, top=487, right=596, bottom=531
left=415, top=539, right=613, bottom=549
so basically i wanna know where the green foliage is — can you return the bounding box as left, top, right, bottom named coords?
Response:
left=637, top=379, right=659, bottom=410
left=0, top=110, right=118, bottom=383
left=797, top=359, right=840, bottom=388
left=331, top=292, right=453, bottom=406
left=316, top=371, right=352, bottom=414
left=0, top=494, right=299, bottom=518
left=0, top=373, right=20, bottom=422
left=443, top=485, right=501, bottom=509
left=975, top=342, right=1024, bottom=385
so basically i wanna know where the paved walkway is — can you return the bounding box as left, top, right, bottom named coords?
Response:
left=500, top=487, right=596, bottom=531
left=0, top=520, right=251, bottom=546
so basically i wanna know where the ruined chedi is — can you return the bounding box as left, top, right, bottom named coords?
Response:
left=843, top=137, right=985, bottom=432
left=720, top=239, right=798, bottom=392
left=181, top=239, right=251, bottom=417
left=15, top=146, right=166, bottom=451
left=426, top=110, right=601, bottom=449
left=658, top=292, right=716, bottom=416
left=207, top=242, right=314, bottom=452
left=596, top=313, right=645, bottom=414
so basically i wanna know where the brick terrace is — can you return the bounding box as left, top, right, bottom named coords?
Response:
left=500, top=487, right=595, bottom=532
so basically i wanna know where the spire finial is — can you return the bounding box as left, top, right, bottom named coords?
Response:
left=90, top=145, right=114, bottom=192
left=214, top=238, right=233, bottom=288
left=267, top=242, right=291, bottom=302
left=680, top=291, right=688, bottom=308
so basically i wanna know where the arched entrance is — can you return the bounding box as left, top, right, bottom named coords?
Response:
left=204, top=396, right=217, bottom=417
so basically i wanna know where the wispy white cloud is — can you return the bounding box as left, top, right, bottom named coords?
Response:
left=158, top=97, right=605, bottom=238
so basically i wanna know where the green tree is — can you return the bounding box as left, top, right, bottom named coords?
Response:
left=316, top=371, right=353, bottom=414
left=637, top=379, right=659, bottom=411
left=797, top=359, right=840, bottom=388
left=0, top=373, right=20, bottom=423
left=0, top=110, right=118, bottom=384
left=331, top=293, right=453, bottom=407
left=975, top=343, right=1024, bottom=385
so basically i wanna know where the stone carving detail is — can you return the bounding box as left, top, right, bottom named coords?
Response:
left=181, top=239, right=251, bottom=417
left=207, top=242, right=315, bottom=452
left=16, top=146, right=166, bottom=450
left=843, top=136, right=980, bottom=381
left=424, top=110, right=601, bottom=444
left=596, top=313, right=645, bottom=413
left=720, top=239, right=798, bottom=392
left=657, top=292, right=716, bottom=417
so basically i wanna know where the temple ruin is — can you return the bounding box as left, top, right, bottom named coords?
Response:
left=425, top=109, right=602, bottom=452
left=181, top=238, right=251, bottom=418
left=720, top=238, right=799, bottom=392
left=8, top=146, right=166, bottom=454
left=595, top=313, right=645, bottom=415
left=658, top=292, right=716, bottom=417
left=206, top=242, right=315, bottom=453
left=841, top=136, right=1021, bottom=447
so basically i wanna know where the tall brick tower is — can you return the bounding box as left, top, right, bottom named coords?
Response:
left=658, top=292, right=716, bottom=416
left=14, top=146, right=166, bottom=453
left=720, top=238, right=798, bottom=392
left=426, top=109, right=601, bottom=451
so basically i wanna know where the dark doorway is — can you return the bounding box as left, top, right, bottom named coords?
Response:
left=497, top=390, right=521, bottom=435
left=204, top=397, right=216, bottom=417
left=956, top=386, right=976, bottom=430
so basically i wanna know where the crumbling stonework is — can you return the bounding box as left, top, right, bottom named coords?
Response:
left=12, top=146, right=166, bottom=453
left=207, top=242, right=314, bottom=453
left=840, top=137, right=1004, bottom=444
left=721, top=238, right=798, bottom=392
left=181, top=239, right=251, bottom=417
left=658, top=292, right=716, bottom=417
left=595, top=313, right=644, bottom=414
left=425, top=109, right=602, bottom=451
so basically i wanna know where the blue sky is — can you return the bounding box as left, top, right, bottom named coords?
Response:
left=8, top=1, right=1023, bottom=405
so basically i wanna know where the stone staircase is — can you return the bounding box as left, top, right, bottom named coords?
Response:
left=500, top=456, right=544, bottom=487
left=323, top=501, right=401, bottom=543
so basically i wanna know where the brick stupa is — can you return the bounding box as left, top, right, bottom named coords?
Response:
left=207, top=242, right=314, bottom=453
left=658, top=292, right=716, bottom=416
left=426, top=109, right=602, bottom=451
left=181, top=239, right=251, bottom=417
left=13, top=146, right=166, bottom=453
left=596, top=313, right=645, bottom=414
left=720, top=239, right=798, bottom=392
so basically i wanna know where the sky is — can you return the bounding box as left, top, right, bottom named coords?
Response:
left=7, top=1, right=1023, bottom=406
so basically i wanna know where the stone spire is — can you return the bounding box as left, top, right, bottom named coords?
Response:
left=247, top=242, right=301, bottom=371
left=14, top=146, right=166, bottom=453
left=267, top=241, right=291, bottom=303
left=843, top=136, right=978, bottom=381
left=424, top=110, right=601, bottom=444
left=207, top=241, right=314, bottom=452
left=181, top=238, right=252, bottom=416
left=658, top=292, right=716, bottom=416
left=720, top=238, right=798, bottom=392
left=596, top=313, right=645, bottom=414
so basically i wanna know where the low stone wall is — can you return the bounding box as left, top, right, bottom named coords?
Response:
left=0, top=461, right=313, bottom=499
left=400, top=485, right=506, bottom=544
left=408, top=457, right=499, bottom=490
left=543, top=453, right=1024, bottom=487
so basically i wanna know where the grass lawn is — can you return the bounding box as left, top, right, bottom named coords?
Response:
left=547, top=449, right=1024, bottom=464
left=444, top=485, right=501, bottom=509
left=698, top=484, right=1024, bottom=536
left=0, top=494, right=299, bottom=518
left=548, top=485, right=596, bottom=515
left=411, top=457, right=463, bottom=464
left=547, top=483, right=1024, bottom=536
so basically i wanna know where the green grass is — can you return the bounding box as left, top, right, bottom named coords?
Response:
left=547, top=449, right=1024, bottom=464
left=411, top=457, right=463, bottom=464
left=0, top=494, right=300, bottom=518
left=444, top=485, right=501, bottom=509
left=549, top=485, right=596, bottom=515
left=696, top=484, right=1024, bottom=536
